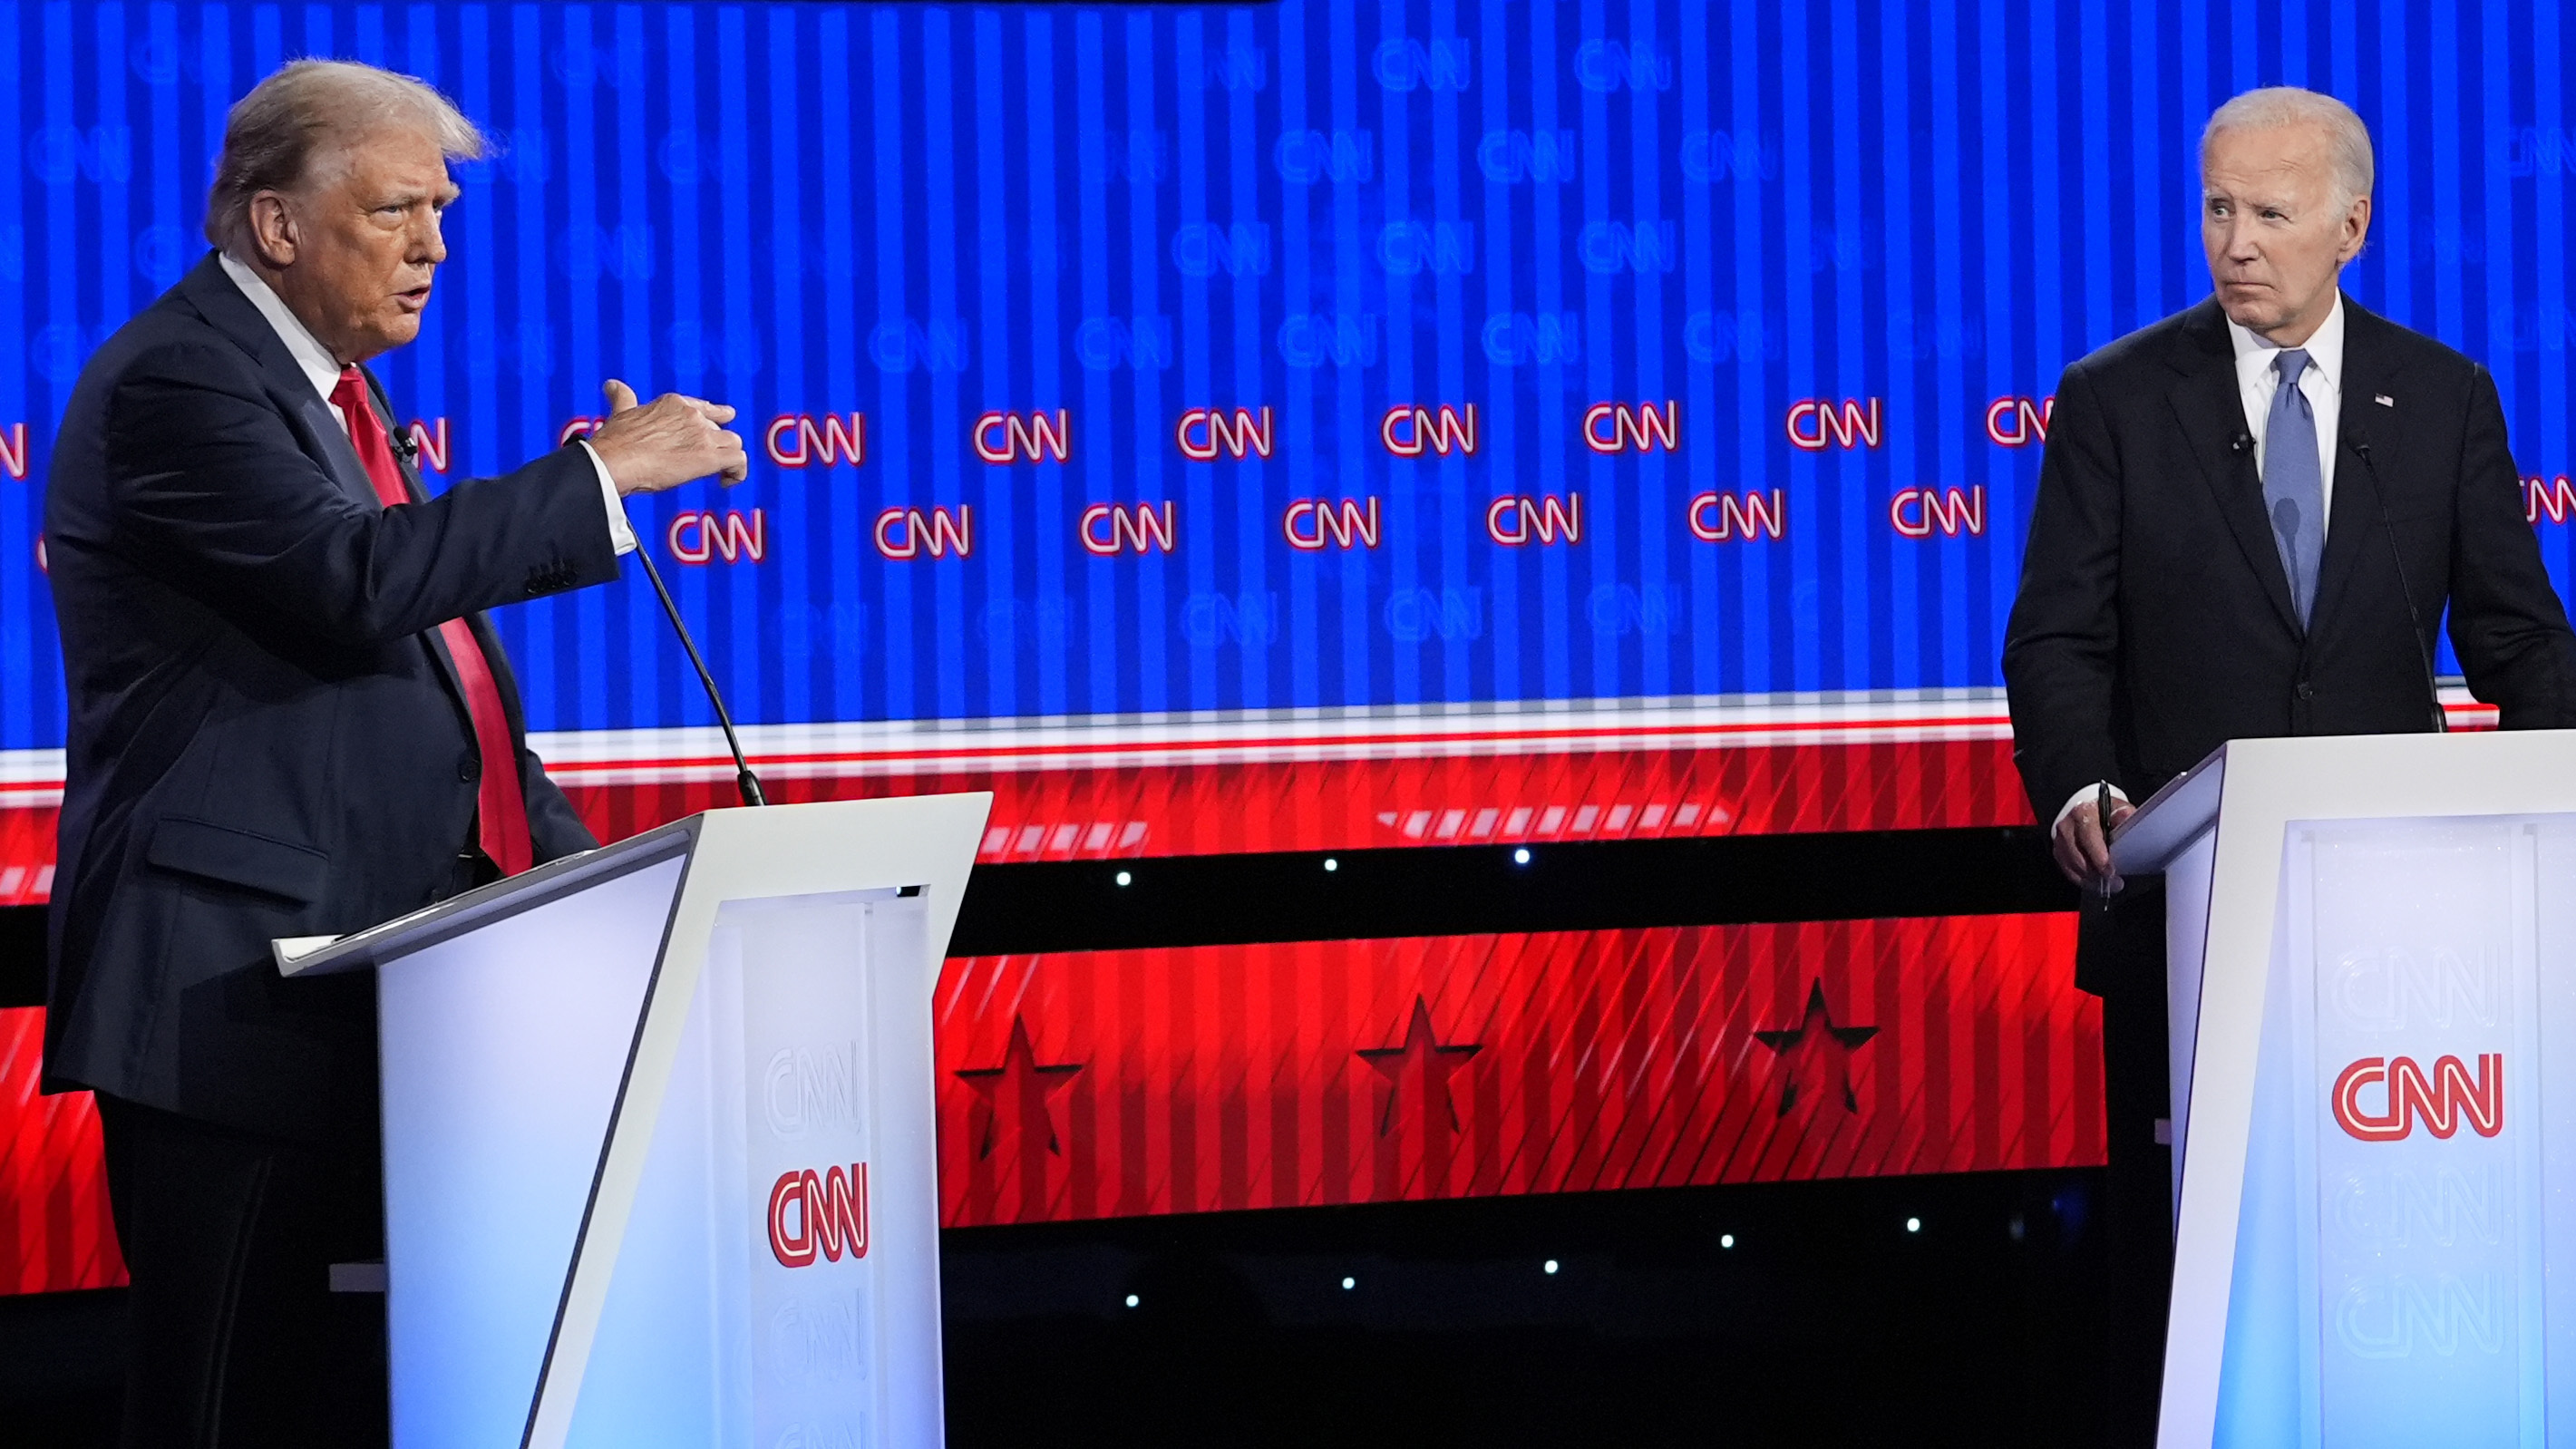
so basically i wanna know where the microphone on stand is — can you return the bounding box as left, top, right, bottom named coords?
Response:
left=2347, top=420, right=2446, bottom=734
left=634, top=544, right=768, bottom=807
left=598, top=378, right=767, bottom=807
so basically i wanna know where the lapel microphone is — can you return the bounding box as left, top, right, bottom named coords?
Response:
left=2346, top=419, right=2446, bottom=734
left=2231, top=432, right=2252, bottom=454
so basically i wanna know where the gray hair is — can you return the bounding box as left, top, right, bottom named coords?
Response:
left=2202, top=86, right=2375, bottom=208
left=205, top=60, right=483, bottom=255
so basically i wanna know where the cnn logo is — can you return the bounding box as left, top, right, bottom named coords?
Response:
left=768, top=1162, right=870, bottom=1269
left=2332, top=1055, right=2503, bottom=1142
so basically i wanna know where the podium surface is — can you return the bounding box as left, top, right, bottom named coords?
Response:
left=282, top=793, right=989, bottom=1449
left=2113, top=731, right=2576, bottom=1449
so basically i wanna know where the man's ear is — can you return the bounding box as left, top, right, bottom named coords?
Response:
left=247, top=191, right=299, bottom=269
left=2338, top=193, right=2372, bottom=265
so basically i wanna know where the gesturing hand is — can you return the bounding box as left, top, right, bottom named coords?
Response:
left=586, top=379, right=750, bottom=495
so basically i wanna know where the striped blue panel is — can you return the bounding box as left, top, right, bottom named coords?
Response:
left=0, top=0, right=2569, bottom=748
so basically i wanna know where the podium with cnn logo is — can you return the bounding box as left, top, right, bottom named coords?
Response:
left=2112, top=731, right=2576, bottom=1449
left=275, top=794, right=991, bottom=1449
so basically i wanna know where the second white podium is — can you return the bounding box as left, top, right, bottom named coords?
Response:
left=2113, top=731, right=2576, bottom=1449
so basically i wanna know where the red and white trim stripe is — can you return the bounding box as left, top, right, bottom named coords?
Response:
left=0, top=685, right=2499, bottom=809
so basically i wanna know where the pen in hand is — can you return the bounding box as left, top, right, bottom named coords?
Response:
left=2095, top=781, right=2116, bottom=910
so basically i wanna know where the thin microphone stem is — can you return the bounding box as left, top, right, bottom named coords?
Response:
left=2351, top=433, right=2446, bottom=734
left=632, top=544, right=768, bottom=806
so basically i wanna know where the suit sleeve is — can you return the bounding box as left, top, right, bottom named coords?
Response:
left=2002, top=359, right=2125, bottom=822
left=2447, top=364, right=2576, bottom=728
left=518, top=747, right=600, bottom=863
left=101, top=341, right=619, bottom=646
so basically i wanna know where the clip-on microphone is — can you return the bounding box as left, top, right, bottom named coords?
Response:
left=2346, top=420, right=2446, bottom=734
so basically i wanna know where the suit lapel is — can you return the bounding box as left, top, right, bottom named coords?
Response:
left=174, top=253, right=379, bottom=510
left=2163, top=297, right=2304, bottom=637
left=181, top=252, right=513, bottom=773
left=356, top=367, right=477, bottom=719
left=2309, top=297, right=2403, bottom=633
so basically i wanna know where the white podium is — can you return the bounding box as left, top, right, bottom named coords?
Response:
left=2113, top=732, right=2576, bottom=1448
left=277, top=794, right=990, bottom=1449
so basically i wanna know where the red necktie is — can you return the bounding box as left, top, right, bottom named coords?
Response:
left=331, top=367, right=534, bottom=878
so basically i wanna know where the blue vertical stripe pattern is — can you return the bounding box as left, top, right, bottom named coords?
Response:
left=1, top=0, right=2573, bottom=750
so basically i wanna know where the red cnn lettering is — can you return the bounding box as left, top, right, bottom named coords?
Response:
left=874, top=506, right=973, bottom=560
left=558, top=416, right=606, bottom=446
left=2333, top=1054, right=2505, bottom=1142
left=1687, top=490, right=1787, bottom=541
left=976, top=410, right=1073, bottom=463
left=0, top=423, right=24, bottom=481
left=2528, top=475, right=2576, bottom=525
left=766, top=412, right=867, bottom=468
left=1382, top=404, right=1479, bottom=457
left=404, top=418, right=449, bottom=472
left=1080, top=501, right=1178, bottom=556
left=767, top=1162, right=870, bottom=1269
left=1488, top=493, right=1581, bottom=546
left=1984, top=395, right=2054, bottom=447
left=1890, top=486, right=1986, bottom=538
left=1282, top=497, right=1382, bottom=550
left=1175, top=407, right=1275, bottom=461
left=669, top=510, right=767, bottom=564
left=1784, top=397, right=1883, bottom=451
left=1581, top=400, right=1681, bottom=454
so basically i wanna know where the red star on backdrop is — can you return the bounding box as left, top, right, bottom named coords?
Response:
left=954, top=1014, right=1084, bottom=1158
left=1356, top=995, right=1482, bottom=1138
left=1752, top=980, right=1880, bottom=1115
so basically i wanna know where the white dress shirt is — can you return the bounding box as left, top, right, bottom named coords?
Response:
left=2052, top=292, right=2350, bottom=836
left=217, top=252, right=636, bottom=555
left=2228, top=289, right=2345, bottom=527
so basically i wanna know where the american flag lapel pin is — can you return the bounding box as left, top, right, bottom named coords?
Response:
left=2375, top=394, right=2394, bottom=407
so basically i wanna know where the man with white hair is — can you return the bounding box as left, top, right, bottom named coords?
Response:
left=2005, top=87, right=2576, bottom=1443
left=44, top=60, right=745, bottom=1443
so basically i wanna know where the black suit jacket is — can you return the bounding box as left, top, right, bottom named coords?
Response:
left=2007, top=297, right=2576, bottom=987
left=44, top=252, right=620, bottom=1139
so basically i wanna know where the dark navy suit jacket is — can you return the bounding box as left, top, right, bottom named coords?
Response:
left=44, top=252, right=618, bottom=1139
left=2004, top=295, right=2576, bottom=991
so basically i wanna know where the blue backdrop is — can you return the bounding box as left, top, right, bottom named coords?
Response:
left=0, top=0, right=2570, bottom=750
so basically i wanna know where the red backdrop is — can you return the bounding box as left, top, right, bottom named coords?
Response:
left=935, top=914, right=2097, bottom=1228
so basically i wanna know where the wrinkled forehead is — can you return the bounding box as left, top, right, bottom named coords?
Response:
left=310, top=123, right=462, bottom=201
left=2201, top=121, right=2338, bottom=194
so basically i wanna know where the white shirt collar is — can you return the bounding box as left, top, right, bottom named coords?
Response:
left=2226, top=288, right=2345, bottom=395
left=218, top=250, right=346, bottom=404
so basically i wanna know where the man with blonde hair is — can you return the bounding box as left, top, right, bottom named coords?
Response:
left=2006, top=86, right=2576, bottom=1444
left=45, top=59, right=745, bottom=1443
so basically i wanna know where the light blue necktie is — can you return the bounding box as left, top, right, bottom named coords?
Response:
left=2263, top=348, right=2326, bottom=626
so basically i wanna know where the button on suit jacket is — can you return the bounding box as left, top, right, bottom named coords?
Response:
left=44, top=252, right=618, bottom=1140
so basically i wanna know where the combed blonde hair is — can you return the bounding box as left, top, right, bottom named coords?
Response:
left=205, top=60, right=483, bottom=254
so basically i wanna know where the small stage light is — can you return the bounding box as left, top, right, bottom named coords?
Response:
left=1512, top=847, right=1531, bottom=865
left=1114, top=870, right=1132, bottom=887
left=1323, top=857, right=1338, bottom=872
left=1720, top=1234, right=1735, bottom=1249
left=1341, top=1277, right=1356, bottom=1290
left=1124, top=1294, right=1140, bottom=1308
left=1906, top=1217, right=1921, bottom=1233
left=1543, top=1259, right=1560, bottom=1275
